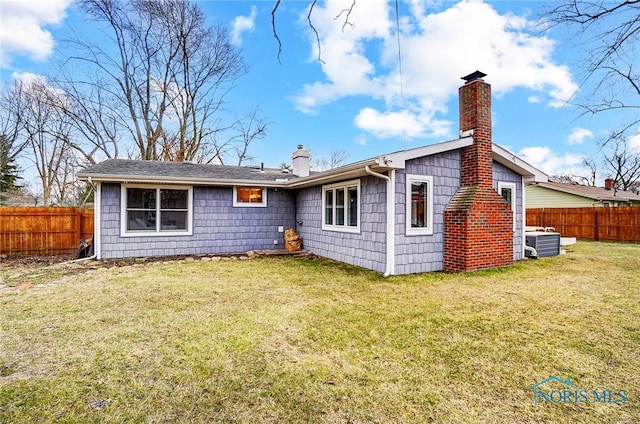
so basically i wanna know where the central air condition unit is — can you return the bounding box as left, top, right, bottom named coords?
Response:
left=525, top=232, right=561, bottom=258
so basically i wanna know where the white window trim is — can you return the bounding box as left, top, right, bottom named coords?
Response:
left=232, top=186, right=267, bottom=207
left=120, top=184, right=193, bottom=237
left=405, top=174, right=434, bottom=236
left=321, top=179, right=361, bottom=234
left=498, top=181, right=517, bottom=231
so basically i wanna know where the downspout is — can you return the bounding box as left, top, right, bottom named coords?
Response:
left=92, top=179, right=101, bottom=260
left=521, top=175, right=526, bottom=260
left=365, top=166, right=395, bottom=277
left=522, top=177, right=537, bottom=259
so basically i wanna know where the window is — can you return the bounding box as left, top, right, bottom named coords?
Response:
left=121, top=185, right=192, bottom=236
left=233, top=186, right=267, bottom=207
left=405, top=174, right=433, bottom=235
left=498, top=181, right=516, bottom=231
left=322, top=180, right=360, bottom=233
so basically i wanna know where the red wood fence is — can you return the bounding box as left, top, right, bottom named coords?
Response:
left=0, top=207, right=94, bottom=256
left=526, top=207, right=640, bottom=242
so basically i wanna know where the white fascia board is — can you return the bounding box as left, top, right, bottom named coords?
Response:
left=285, top=158, right=385, bottom=188
left=492, top=143, right=548, bottom=184
left=76, top=173, right=290, bottom=187
left=382, top=137, right=474, bottom=168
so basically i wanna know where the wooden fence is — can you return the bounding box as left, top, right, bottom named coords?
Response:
left=526, top=207, right=640, bottom=242
left=0, top=207, right=94, bottom=256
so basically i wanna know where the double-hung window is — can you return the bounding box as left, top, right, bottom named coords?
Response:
left=122, top=185, right=192, bottom=236
left=405, top=174, right=434, bottom=235
left=498, top=181, right=516, bottom=231
left=322, top=180, right=360, bottom=233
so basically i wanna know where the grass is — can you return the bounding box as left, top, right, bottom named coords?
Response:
left=1, top=242, right=639, bottom=423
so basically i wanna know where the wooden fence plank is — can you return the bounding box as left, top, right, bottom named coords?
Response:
left=0, top=207, right=94, bottom=256
left=526, top=207, right=640, bottom=242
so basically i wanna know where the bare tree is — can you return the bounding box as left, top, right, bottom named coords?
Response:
left=543, top=1, right=640, bottom=141
left=52, top=69, right=121, bottom=164
left=204, top=108, right=268, bottom=166
left=548, top=173, right=591, bottom=185
left=582, top=157, right=598, bottom=186
left=8, top=77, right=77, bottom=205
left=68, top=0, right=251, bottom=163
left=271, top=0, right=358, bottom=63
left=598, top=130, right=640, bottom=191
left=311, top=148, right=349, bottom=171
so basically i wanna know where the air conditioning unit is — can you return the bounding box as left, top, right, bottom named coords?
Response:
left=525, top=232, right=561, bottom=258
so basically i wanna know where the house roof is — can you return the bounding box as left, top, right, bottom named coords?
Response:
left=77, top=136, right=548, bottom=187
left=532, top=181, right=640, bottom=202
left=77, top=159, right=300, bottom=187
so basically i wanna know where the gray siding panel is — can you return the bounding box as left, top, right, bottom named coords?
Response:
left=493, top=162, right=524, bottom=261
left=99, top=183, right=296, bottom=259
left=295, top=176, right=387, bottom=273
left=394, top=150, right=460, bottom=274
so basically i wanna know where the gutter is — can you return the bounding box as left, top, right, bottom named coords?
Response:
left=365, top=165, right=395, bottom=277
left=77, top=158, right=392, bottom=190
left=76, top=174, right=292, bottom=188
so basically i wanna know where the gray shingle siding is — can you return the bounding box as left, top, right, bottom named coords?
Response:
left=492, top=162, right=524, bottom=260
left=99, top=183, right=295, bottom=258
left=295, top=176, right=387, bottom=273
left=394, top=150, right=460, bottom=274
left=97, top=151, right=526, bottom=270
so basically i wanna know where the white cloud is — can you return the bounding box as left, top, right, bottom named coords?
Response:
left=0, top=0, right=72, bottom=67
left=12, top=71, right=44, bottom=85
left=629, top=129, right=640, bottom=153
left=519, top=146, right=587, bottom=177
left=293, top=0, right=577, bottom=140
left=11, top=71, right=67, bottom=103
left=230, top=6, right=257, bottom=46
left=354, top=107, right=451, bottom=139
left=355, top=135, right=368, bottom=146
left=567, top=127, right=593, bottom=145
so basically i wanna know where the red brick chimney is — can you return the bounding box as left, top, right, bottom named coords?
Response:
left=604, top=178, right=614, bottom=191
left=443, top=71, right=513, bottom=272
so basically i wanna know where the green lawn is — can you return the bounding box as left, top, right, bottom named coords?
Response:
left=1, top=242, right=639, bottom=423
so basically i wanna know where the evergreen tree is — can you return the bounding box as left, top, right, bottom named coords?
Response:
left=0, top=136, right=22, bottom=204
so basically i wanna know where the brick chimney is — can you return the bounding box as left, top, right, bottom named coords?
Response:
left=292, top=145, right=310, bottom=177
left=604, top=178, right=614, bottom=191
left=443, top=71, right=513, bottom=272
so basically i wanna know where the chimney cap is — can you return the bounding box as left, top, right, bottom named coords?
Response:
left=462, top=70, right=487, bottom=84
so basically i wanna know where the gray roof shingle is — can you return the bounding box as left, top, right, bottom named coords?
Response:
left=77, top=159, right=299, bottom=184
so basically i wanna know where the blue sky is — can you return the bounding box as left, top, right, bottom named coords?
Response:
left=1, top=0, right=636, bottom=187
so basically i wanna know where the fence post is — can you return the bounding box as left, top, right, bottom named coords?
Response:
left=75, top=208, right=82, bottom=246
left=594, top=208, right=599, bottom=241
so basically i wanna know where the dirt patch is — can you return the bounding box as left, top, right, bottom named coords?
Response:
left=0, top=253, right=76, bottom=268
left=0, top=251, right=317, bottom=289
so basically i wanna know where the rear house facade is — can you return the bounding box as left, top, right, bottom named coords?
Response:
left=78, top=73, right=547, bottom=275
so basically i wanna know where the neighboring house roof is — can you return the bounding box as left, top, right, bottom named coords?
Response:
left=77, top=137, right=548, bottom=187
left=532, top=181, right=640, bottom=203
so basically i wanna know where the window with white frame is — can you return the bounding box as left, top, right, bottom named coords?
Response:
left=322, top=180, right=360, bottom=233
left=121, top=185, right=192, bottom=236
left=498, top=181, right=516, bottom=231
left=405, top=174, right=433, bottom=235
left=233, top=186, right=267, bottom=207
